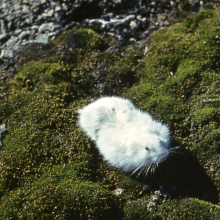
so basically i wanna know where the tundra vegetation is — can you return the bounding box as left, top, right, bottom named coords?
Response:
left=0, top=9, right=220, bottom=220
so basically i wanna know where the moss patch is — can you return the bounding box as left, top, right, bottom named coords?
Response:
left=1, top=8, right=220, bottom=219
left=0, top=165, right=123, bottom=220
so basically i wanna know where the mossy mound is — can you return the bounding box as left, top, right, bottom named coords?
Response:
left=0, top=27, right=143, bottom=218
left=126, top=9, right=220, bottom=199
left=0, top=9, right=220, bottom=219
left=0, top=165, right=123, bottom=220
left=124, top=197, right=220, bottom=220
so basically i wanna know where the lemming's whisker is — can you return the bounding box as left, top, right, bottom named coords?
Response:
left=130, top=164, right=143, bottom=176
left=144, top=162, right=153, bottom=178
left=151, top=163, right=156, bottom=175
left=136, top=165, right=147, bottom=177
left=169, top=146, right=182, bottom=152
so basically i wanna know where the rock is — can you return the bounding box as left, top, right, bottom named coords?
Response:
left=0, top=33, right=10, bottom=43
left=199, top=3, right=212, bottom=11
left=14, top=29, right=23, bottom=35
left=0, top=50, right=14, bottom=58
left=112, top=188, right=125, bottom=195
left=191, top=0, right=200, bottom=12
left=36, top=33, right=49, bottom=43
left=13, top=4, right=21, bottom=11
left=144, top=46, right=148, bottom=55
left=0, top=124, right=6, bottom=147
left=18, top=31, right=30, bottom=40
left=47, top=9, right=54, bottom=17
left=31, top=25, right=39, bottom=31
left=55, top=5, right=62, bottom=12
left=129, top=38, right=136, bottom=43
left=7, top=36, right=18, bottom=50
left=0, top=19, right=8, bottom=34
left=39, top=23, right=55, bottom=33
left=141, top=30, right=150, bottom=38
left=89, top=15, right=135, bottom=28
left=130, top=20, right=137, bottom=29
left=14, top=40, right=22, bottom=50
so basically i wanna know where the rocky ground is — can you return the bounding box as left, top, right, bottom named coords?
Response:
left=0, top=0, right=219, bottom=86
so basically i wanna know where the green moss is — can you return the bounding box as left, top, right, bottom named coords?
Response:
left=124, top=198, right=220, bottom=220
left=0, top=166, right=123, bottom=220
left=1, top=8, right=220, bottom=218
left=10, top=62, right=71, bottom=92
left=125, top=8, right=220, bottom=209
left=158, top=198, right=220, bottom=219
left=124, top=200, right=154, bottom=220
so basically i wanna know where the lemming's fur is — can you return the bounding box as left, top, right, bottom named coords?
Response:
left=77, top=97, right=172, bottom=177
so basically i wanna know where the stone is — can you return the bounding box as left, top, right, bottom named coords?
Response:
left=36, top=33, right=49, bottom=43
left=129, top=38, right=136, bottom=43
left=14, top=29, right=23, bottom=35
left=22, top=5, right=30, bottom=14
left=7, top=36, right=18, bottom=50
left=39, top=23, right=55, bottom=33
left=0, top=50, right=14, bottom=58
left=14, top=4, right=21, bottom=11
left=130, top=20, right=137, bottom=29
left=0, top=33, right=11, bottom=42
left=47, top=9, right=54, bottom=17
left=18, top=31, right=30, bottom=40
left=55, top=5, right=62, bottom=12
left=0, top=124, right=6, bottom=147
left=14, top=40, right=22, bottom=50
left=31, top=25, right=39, bottom=31
left=0, top=19, right=8, bottom=34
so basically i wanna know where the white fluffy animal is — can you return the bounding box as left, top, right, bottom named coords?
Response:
left=77, top=96, right=172, bottom=177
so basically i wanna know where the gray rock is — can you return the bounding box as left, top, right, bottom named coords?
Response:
left=36, top=33, right=49, bottom=43
left=0, top=19, right=8, bottom=34
left=130, top=20, right=137, bottom=29
left=21, top=40, right=36, bottom=46
left=14, top=4, right=21, bottom=11
left=7, top=36, right=19, bottom=50
left=22, top=5, right=30, bottom=14
left=1, top=2, right=7, bottom=9
left=0, top=50, right=14, bottom=58
left=0, top=124, right=6, bottom=147
left=14, top=10, right=22, bottom=16
left=141, top=30, right=150, bottom=38
left=35, top=15, right=44, bottom=24
left=47, top=9, right=54, bottom=17
left=18, top=31, right=30, bottom=40
left=0, top=33, right=11, bottom=42
left=0, top=124, right=6, bottom=133
left=31, top=25, right=39, bottom=31
left=129, top=38, right=136, bottom=43
left=55, top=5, right=62, bottom=12
left=39, top=23, right=55, bottom=33
left=42, top=13, right=48, bottom=19
left=14, top=29, right=23, bottom=35
left=14, top=40, right=22, bottom=50
left=6, top=14, right=16, bottom=22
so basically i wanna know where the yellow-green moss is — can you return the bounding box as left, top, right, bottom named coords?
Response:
left=0, top=166, right=123, bottom=220
left=124, top=198, right=220, bottom=220
left=1, top=8, right=220, bottom=219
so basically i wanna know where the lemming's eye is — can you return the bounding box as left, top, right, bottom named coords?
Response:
left=145, top=147, right=149, bottom=151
